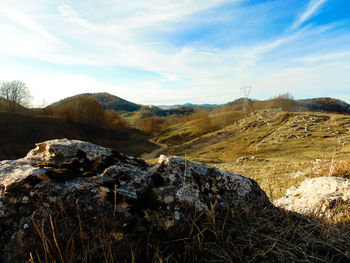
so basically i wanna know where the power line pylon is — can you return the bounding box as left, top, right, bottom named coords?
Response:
left=240, top=86, right=251, bottom=111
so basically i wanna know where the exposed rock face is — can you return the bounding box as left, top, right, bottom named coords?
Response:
left=0, top=139, right=271, bottom=263
left=274, top=177, right=350, bottom=220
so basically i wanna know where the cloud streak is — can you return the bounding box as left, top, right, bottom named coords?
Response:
left=0, top=2, right=61, bottom=44
left=290, top=0, right=327, bottom=30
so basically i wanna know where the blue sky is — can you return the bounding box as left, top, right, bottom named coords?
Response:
left=0, top=0, right=349, bottom=106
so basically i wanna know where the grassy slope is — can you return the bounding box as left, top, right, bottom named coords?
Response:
left=159, top=109, right=350, bottom=198
left=0, top=112, right=156, bottom=160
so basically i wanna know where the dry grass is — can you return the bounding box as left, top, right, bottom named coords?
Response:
left=28, top=200, right=350, bottom=263
left=158, top=110, right=350, bottom=200
left=323, top=160, right=350, bottom=179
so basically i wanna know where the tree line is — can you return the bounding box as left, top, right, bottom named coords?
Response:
left=43, top=96, right=128, bottom=131
left=0, top=80, right=127, bottom=132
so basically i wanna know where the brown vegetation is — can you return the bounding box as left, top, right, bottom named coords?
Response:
left=0, top=110, right=154, bottom=161
left=135, top=116, right=163, bottom=135
left=0, top=93, right=161, bottom=161
left=29, top=200, right=350, bottom=263
left=44, top=96, right=128, bottom=132
left=103, top=109, right=127, bottom=132
left=54, top=96, right=105, bottom=126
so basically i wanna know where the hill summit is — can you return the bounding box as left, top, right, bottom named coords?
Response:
left=49, top=92, right=142, bottom=113
left=89, top=92, right=142, bottom=112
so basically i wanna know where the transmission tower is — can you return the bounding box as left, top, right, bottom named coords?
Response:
left=241, top=86, right=251, bottom=111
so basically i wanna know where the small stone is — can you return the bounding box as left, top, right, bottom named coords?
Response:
left=97, top=187, right=110, bottom=200
left=164, top=220, right=174, bottom=229
left=48, top=196, right=56, bottom=203
left=9, top=197, right=16, bottom=204
left=112, top=232, right=123, bottom=241
left=164, top=195, right=174, bottom=204
left=174, top=211, right=180, bottom=220
left=22, top=196, right=29, bottom=204
left=23, top=224, right=28, bottom=229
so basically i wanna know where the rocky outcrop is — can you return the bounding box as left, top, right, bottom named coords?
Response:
left=0, top=139, right=271, bottom=262
left=274, top=177, right=350, bottom=220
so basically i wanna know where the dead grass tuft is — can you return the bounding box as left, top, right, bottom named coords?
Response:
left=327, top=160, right=350, bottom=178
left=28, top=201, right=350, bottom=262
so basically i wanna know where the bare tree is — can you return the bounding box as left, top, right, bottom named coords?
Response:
left=0, top=80, right=32, bottom=111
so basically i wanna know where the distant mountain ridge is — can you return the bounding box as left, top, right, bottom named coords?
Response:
left=158, top=103, right=218, bottom=110
left=47, top=93, right=350, bottom=115
left=225, top=97, right=350, bottom=114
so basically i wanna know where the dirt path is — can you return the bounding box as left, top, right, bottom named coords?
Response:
left=141, top=138, right=168, bottom=160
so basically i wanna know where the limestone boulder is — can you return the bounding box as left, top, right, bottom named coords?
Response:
left=0, top=139, right=271, bottom=262
left=274, top=177, right=350, bottom=220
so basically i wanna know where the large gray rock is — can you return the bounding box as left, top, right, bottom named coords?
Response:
left=274, top=177, right=350, bottom=219
left=0, top=139, right=271, bottom=262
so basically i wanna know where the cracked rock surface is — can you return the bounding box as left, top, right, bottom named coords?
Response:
left=0, top=139, right=270, bottom=262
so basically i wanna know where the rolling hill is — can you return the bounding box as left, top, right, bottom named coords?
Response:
left=90, top=92, right=142, bottom=112
left=47, top=92, right=142, bottom=113
left=157, top=108, right=350, bottom=199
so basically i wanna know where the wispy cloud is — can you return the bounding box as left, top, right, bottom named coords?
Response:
left=290, top=0, right=327, bottom=30
left=0, top=2, right=61, bottom=43
left=296, top=51, right=350, bottom=63
left=57, top=5, right=91, bottom=28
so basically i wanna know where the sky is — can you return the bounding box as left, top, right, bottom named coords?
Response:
left=0, top=0, right=349, bottom=106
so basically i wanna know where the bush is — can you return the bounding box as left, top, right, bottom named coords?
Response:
left=135, top=117, right=163, bottom=135
left=103, top=110, right=127, bottom=131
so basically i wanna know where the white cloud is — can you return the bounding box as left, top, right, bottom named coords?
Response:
left=291, top=0, right=327, bottom=30
left=57, top=5, right=90, bottom=27
left=254, top=61, right=350, bottom=99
